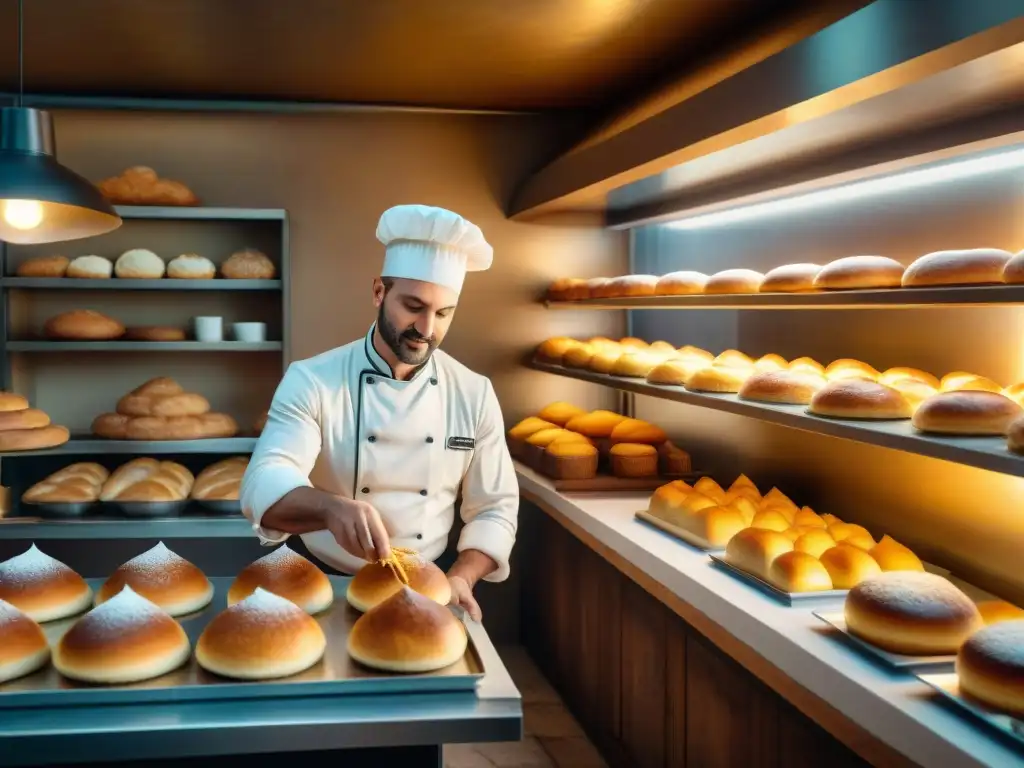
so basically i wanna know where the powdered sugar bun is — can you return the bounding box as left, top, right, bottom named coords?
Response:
left=0, top=544, right=92, bottom=622
left=227, top=544, right=334, bottom=614
left=53, top=586, right=191, bottom=684
left=0, top=599, right=50, bottom=683
left=96, top=542, right=213, bottom=617
left=167, top=253, right=216, bottom=279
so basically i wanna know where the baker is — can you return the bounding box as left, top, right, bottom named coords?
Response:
left=240, top=204, right=518, bottom=621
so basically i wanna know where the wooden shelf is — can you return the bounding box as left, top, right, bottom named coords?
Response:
left=530, top=362, right=1024, bottom=478
left=2, top=277, right=282, bottom=291
left=8, top=341, right=281, bottom=352
left=544, top=285, right=1024, bottom=311
left=114, top=205, right=287, bottom=222
left=0, top=437, right=258, bottom=456
left=0, top=514, right=252, bottom=540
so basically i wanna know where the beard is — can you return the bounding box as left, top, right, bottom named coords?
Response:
left=377, top=303, right=438, bottom=366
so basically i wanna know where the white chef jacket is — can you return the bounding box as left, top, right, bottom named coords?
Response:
left=240, top=325, right=519, bottom=581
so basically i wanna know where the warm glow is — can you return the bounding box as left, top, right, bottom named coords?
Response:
left=665, top=146, right=1024, bottom=231
left=2, top=199, right=44, bottom=230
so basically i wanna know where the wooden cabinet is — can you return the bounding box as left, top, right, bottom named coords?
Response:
left=520, top=503, right=872, bottom=768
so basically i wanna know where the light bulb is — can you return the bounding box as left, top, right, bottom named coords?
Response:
left=3, top=200, right=44, bottom=230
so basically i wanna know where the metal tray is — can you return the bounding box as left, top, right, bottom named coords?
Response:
left=194, top=499, right=241, bottom=515
left=813, top=611, right=958, bottom=670
left=20, top=500, right=95, bottom=518
left=107, top=500, right=188, bottom=518
left=0, top=576, right=484, bottom=708
left=916, top=672, right=1024, bottom=749
left=634, top=510, right=726, bottom=553
left=709, top=554, right=848, bottom=605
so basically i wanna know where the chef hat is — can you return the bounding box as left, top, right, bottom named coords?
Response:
left=376, top=204, right=493, bottom=295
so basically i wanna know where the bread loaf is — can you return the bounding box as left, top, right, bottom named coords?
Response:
left=22, top=462, right=108, bottom=504
left=167, top=254, right=216, bottom=279
left=808, top=379, right=912, bottom=420
left=191, top=457, right=248, bottom=500
left=124, top=326, right=187, bottom=341
left=97, top=166, right=199, bottom=206
left=813, top=256, right=905, bottom=290
left=221, top=249, right=275, bottom=279
left=125, top=413, right=238, bottom=441
left=759, top=263, right=821, bottom=292
left=117, top=391, right=210, bottom=418
left=44, top=309, right=124, bottom=340
left=100, top=458, right=194, bottom=502
left=16, top=255, right=69, bottom=277
left=654, top=271, right=707, bottom=295
left=705, top=269, right=764, bottom=294
left=911, top=391, right=1022, bottom=435
left=115, top=249, right=165, bottom=279
left=0, top=425, right=69, bottom=452
left=902, top=248, right=1013, bottom=287
left=66, top=255, right=113, bottom=279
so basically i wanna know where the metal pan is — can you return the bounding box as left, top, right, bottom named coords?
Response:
left=20, top=500, right=96, bottom=518
left=107, top=500, right=188, bottom=518
left=916, top=672, right=1024, bottom=748
left=813, top=611, right=958, bottom=670
left=194, top=499, right=241, bottom=515
left=709, top=554, right=848, bottom=605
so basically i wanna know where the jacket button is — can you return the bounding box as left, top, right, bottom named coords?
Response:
left=416, top=534, right=423, bottom=540
left=368, top=435, right=376, bottom=443
left=419, top=489, right=427, bottom=496
left=361, top=487, right=370, bottom=494
left=366, top=377, right=375, bottom=385
left=425, top=436, right=434, bottom=444
left=430, top=377, right=438, bottom=385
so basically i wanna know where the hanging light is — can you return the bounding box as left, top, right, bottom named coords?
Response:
left=0, top=0, right=120, bottom=244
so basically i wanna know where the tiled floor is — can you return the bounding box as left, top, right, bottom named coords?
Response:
left=443, top=646, right=608, bottom=768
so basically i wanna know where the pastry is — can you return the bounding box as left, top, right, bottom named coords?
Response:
left=15, top=255, right=69, bottom=277
left=845, top=571, right=982, bottom=654
left=96, top=542, right=213, bottom=617
left=116, top=377, right=209, bottom=417
left=97, top=166, right=199, bottom=206
left=808, top=379, right=912, bottom=419
left=228, top=544, right=334, bottom=615
left=66, top=255, right=113, bottom=279
left=753, top=353, right=788, bottom=373
left=22, top=462, right=108, bottom=504
left=507, top=417, right=558, bottom=459
left=828, top=522, right=875, bottom=550
left=564, top=410, right=627, bottom=439
left=768, top=551, right=833, bottom=592
left=0, top=408, right=49, bottom=431
left=99, top=458, right=194, bottom=502
left=738, top=370, right=826, bottom=404
left=347, top=586, right=467, bottom=673
left=824, top=358, right=880, bottom=382
left=724, top=528, right=793, bottom=580
left=793, top=529, right=836, bottom=558
left=788, top=357, right=825, bottom=375
left=611, top=352, right=662, bottom=378
left=0, top=599, right=50, bottom=683
left=0, top=392, right=28, bottom=412
left=537, top=401, right=588, bottom=427
left=813, top=255, right=905, bottom=289
left=522, top=427, right=575, bottom=469
left=115, top=248, right=165, bottom=279
left=346, top=548, right=451, bottom=613
left=167, top=253, right=217, bottom=279
left=0, top=544, right=92, bottom=622
left=957, top=620, right=1024, bottom=715
left=759, top=263, right=821, bottom=292
left=222, top=249, right=276, bottom=279
left=647, top=359, right=701, bottom=386
left=609, top=443, right=658, bottom=477
left=0, top=424, right=69, bottom=452
left=654, top=271, right=707, bottom=295
left=902, top=248, right=1013, bottom=287
left=911, top=391, right=1022, bottom=435
left=44, top=309, right=125, bottom=340
left=704, top=269, right=764, bottom=294
left=124, top=326, right=187, bottom=341
left=819, top=544, right=881, bottom=589
left=191, top=456, right=248, bottom=500
left=543, top=440, right=599, bottom=480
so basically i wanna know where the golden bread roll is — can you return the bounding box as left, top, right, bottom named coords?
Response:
left=44, top=309, right=124, bottom=340
left=902, top=248, right=1013, bottom=287
left=977, top=601, right=1024, bottom=626
left=609, top=443, right=659, bottom=477
left=820, top=513, right=843, bottom=526
left=768, top=551, right=833, bottom=592
left=647, top=482, right=688, bottom=519
left=0, top=599, right=50, bottom=683
left=90, top=413, right=129, bottom=439
left=221, top=249, right=276, bottom=279
left=229, top=544, right=334, bottom=614
left=586, top=336, right=619, bottom=353
left=588, top=349, right=621, bottom=373
left=0, top=407, right=49, bottom=431
left=1002, top=383, right=1024, bottom=407
left=563, top=278, right=591, bottom=301
left=537, top=401, right=587, bottom=427
left=619, top=275, right=661, bottom=297
left=0, top=545, right=92, bottom=622
left=533, top=336, right=576, bottom=364
left=750, top=509, right=791, bottom=532
left=66, top=255, right=113, bottom=278
left=808, top=379, right=912, bottom=419
left=753, top=353, right=788, bottom=373
left=647, top=359, right=700, bottom=386
left=677, top=345, right=714, bottom=364
left=508, top=417, right=557, bottom=441
left=819, top=544, right=881, bottom=589
left=693, top=477, right=726, bottom=504
left=124, top=326, right=187, bottom=341
left=0, top=392, right=29, bottom=411
left=0, top=425, right=69, bottom=452
left=845, top=571, right=982, bottom=655
left=738, top=370, right=827, bottom=404
left=886, top=378, right=938, bottom=410
left=648, top=341, right=676, bottom=355
left=724, top=528, right=793, bottom=580
left=191, top=456, right=248, bottom=500
left=828, top=522, right=875, bottom=550
left=543, top=439, right=599, bottom=480
left=96, top=542, right=213, bottom=617
left=793, top=529, right=836, bottom=558
left=588, top=278, right=614, bottom=298
left=1002, top=250, right=1024, bottom=284
left=713, top=349, right=754, bottom=368
left=565, top=410, right=627, bottom=438
left=197, top=588, right=326, bottom=680
left=562, top=344, right=595, bottom=369
left=824, top=358, right=880, bottom=382
left=957, top=620, right=1024, bottom=716
left=348, top=586, right=468, bottom=673
left=911, top=391, right=1022, bottom=435
left=347, top=549, right=450, bottom=613
left=813, top=255, right=905, bottom=290
left=54, top=586, right=191, bottom=684
left=868, top=535, right=924, bottom=572
left=118, top=389, right=210, bottom=418
left=686, top=506, right=747, bottom=548
left=878, top=367, right=940, bottom=389
left=759, top=263, right=821, bottom=292
left=611, top=352, right=662, bottom=378
left=705, top=269, right=764, bottom=294
left=655, top=271, right=707, bottom=295
left=114, top=248, right=165, bottom=279
left=939, top=371, right=1002, bottom=394
left=658, top=441, right=691, bottom=475
left=167, top=253, right=216, bottom=279
left=22, top=462, right=108, bottom=504
left=791, top=507, right=826, bottom=529
left=98, top=166, right=198, bottom=206
left=99, top=458, right=194, bottom=502
left=610, top=418, right=667, bottom=445
left=544, top=278, right=578, bottom=301
left=16, top=254, right=69, bottom=277
left=788, top=356, right=825, bottom=375
left=619, top=337, right=649, bottom=350
left=685, top=365, right=751, bottom=393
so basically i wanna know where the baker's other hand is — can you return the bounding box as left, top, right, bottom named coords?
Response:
left=447, top=574, right=482, bottom=622
left=324, top=497, right=391, bottom=563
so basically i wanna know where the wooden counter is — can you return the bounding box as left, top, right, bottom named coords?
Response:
left=516, top=464, right=1024, bottom=768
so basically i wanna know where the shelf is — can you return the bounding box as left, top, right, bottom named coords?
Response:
left=2, top=277, right=282, bottom=291
left=114, top=205, right=287, bottom=222
left=530, top=362, right=1024, bottom=478
left=0, top=514, right=252, bottom=540
left=545, top=285, right=1024, bottom=311
left=0, top=437, right=258, bottom=456
left=8, top=341, right=281, bottom=352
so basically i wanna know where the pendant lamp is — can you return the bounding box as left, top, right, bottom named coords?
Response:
left=0, top=0, right=121, bottom=244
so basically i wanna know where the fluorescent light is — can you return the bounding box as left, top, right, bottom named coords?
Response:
left=665, top=146, right=1024, bottom=231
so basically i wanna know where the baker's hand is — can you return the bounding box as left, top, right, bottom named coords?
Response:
left=324, top=497, right=391, bottom=563
left=447, top=575, right=482, bottom=622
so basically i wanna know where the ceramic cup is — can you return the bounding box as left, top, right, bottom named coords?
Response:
left=193, top=316, right=224, bottom=342
left=233, top=322, right=267, bottom=343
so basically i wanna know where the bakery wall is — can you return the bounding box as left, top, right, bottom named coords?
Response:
left=628, top=165, right=1024, bottom=603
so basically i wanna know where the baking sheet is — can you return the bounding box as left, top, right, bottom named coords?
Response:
left=916, top=672, right=1024, bottom=748
left=634, top=510, right=726, bottom=553
left=708, top=554, right=848, bottom=605
left=0, top=576, right=483, bottom=709
left=813, top=611, right=958, bottom=669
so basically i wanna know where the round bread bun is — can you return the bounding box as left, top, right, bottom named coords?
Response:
left=228, top=544, right=334, bottom=614
left=902, top=248, right=1013, bottom=287
left=347, top=586, right=468, bottom=673
left=713, top=349, right=754, bottom=368
left=115, top=248, right=166, bottom=279
left=96, top=542, right=214, bottom=617
left=16, top=255, right=70, bottom=277
left=534, top=337, right=578, bottom=365
left=0, top=544, right=92, bottom=622
left=685, top=365, right=751, bottom=393
left=654, top=271, right=707, bottom=295
left=724, top=528, right=794, bottom=581
left=819, top=544, right=881, bottom=589
left=346, top=549, right=451, bottom=613
left=611, top=352, right=661, bottom=378
left=768, top=551, right=833, bottom=593
left=957, top=620, right=1024, bottom=716
left=607, top=275, right=658, bottom=297
left=647, top=359, right=700, bottom=386
left=977, top=600, right=1024, bottom=626
left=0, top=392, right=29, bottom=412
left=738, top=370, right=827, bottom=404
left=788, top=356, right=825, bottom=376
left=54, top=586, right=191, bottom=684
left=878, top=367, right=940, bottom=389
left=0, top=424, right=69, bottom=452
left=196, top=587, right=326, bottom=680
left=889, top=379, right=939, bottom=412
left=753, top=353, right=788, bottom=373
left=1002, top=250, right=1024, bottom=284
left=911, top=391, right=1022, bottom=435
left=759, top=263, right=822, bottom=292
left=939, top=371, right=1003, bottom=394
left=845, top=571, right=982, bottom=655
left=588, top=278, right=614, bottom=298
left=824, top=358, right=880, bottom=382
left=808, top=379, right=912, bottom=420
left=44, top=309, right=124, bottom=340
left=66, top=255, right=113, bottom=279
left=562, top=344, right=595, bottom=369
left=0, top=599, right=50, bottom=683
left=222, top=249, right=276, bottom=279
left=167, top=253, right=216, bottom=279
left=705, top=269, right=764, bottom=294
left=813, top=255, right=905, bottom=290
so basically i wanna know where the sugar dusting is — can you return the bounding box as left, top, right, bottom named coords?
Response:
left=0, top=544, right=72, bottom=584
left=117, top=541, right=190, bottom=585
left=255, top=544, right=305, bottom=572
left=228, top=587, right=304, bottom=627
left=0, top=598, right=31, bottom=627
left=74, top=585, right=169, bottom=639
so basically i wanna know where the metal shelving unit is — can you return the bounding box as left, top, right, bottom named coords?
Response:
left=0, top=437, right=260, bottom=456
left=3, top=277, right=282, bottom=290
left=8, top=341, right=282, bottom=352
left=0, top=515, right=253, bottom=540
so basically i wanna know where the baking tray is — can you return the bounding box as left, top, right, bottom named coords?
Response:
left=194, top=499, right=241, bottom=515
left=813, top=611, right=958, bottom=670
left=916, top=672, right=1024, bottom=748
left=20, top=500, right=95, bottom=518
left=709, top=554, right=848, bottom=605
left=0, top=576, right=484, bottom=709
left=107, top=500, right=188, bottom=518
left=634, top=510, right=726, bottom=553
left=550, top=471, right=702, bottom=493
